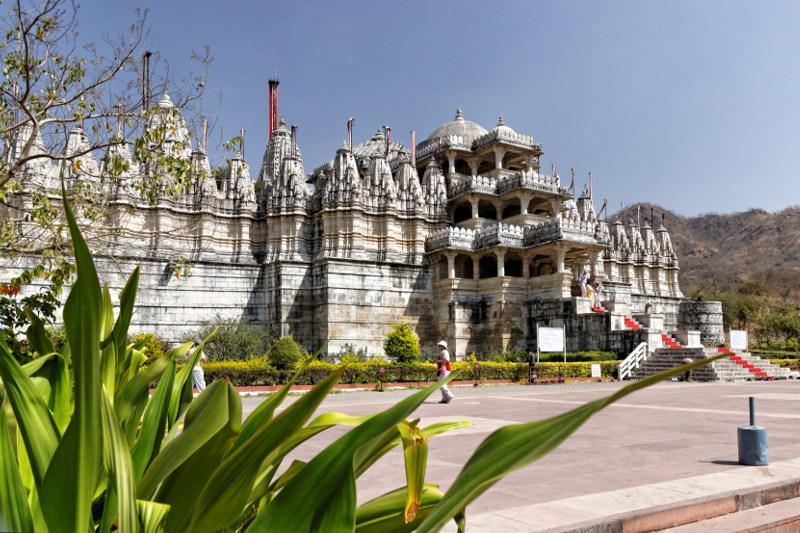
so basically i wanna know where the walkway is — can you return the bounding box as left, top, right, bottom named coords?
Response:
left=241, top=380, right=800, bottom=531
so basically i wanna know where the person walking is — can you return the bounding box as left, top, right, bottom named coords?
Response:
left=436, top=340, right=454, bottom=404
left=191, top=339, right=209, bottom=392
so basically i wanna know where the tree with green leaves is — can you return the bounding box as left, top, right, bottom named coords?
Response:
left=0, top=0, right=209, bottom=348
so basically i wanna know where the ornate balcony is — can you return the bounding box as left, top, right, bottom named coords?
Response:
left=425, top=226, right=476, bottom=252
left=476, top=223, right=524, bottom=249
left=449, top=175, right=498, bottom=197
left=497, top=170, right=562, bottom=196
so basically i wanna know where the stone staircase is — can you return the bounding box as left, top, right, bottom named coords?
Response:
left=713, top=347, right=798, bottom=380
left=630, top=347, right=799, bottom=382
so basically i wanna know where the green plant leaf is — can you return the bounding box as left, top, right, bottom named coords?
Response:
left=114, top=353, right=172, bottom=429
left=418, top=355, right=727, bottom=531
left=0, top=338, right=60, bottom=488
left=249, top=374, right=454, bottom=532
left=40, top=184, right=104, bottom=533
left=355, top=485, right=444, bottom=533
left=249, top=412, right=369, bottom=506
left=24, top=306, right=54, bottom=357
left=110, top=267, right=140, bottom=385
left=231, top=354, right=314, bottom=453
left=137, top=500, right=170, bottom=533
left=190, top=367, right=345, bottom=532
left=0, top=399, right=34, bottom=532
left=397, top=420, right=427, bottom=523
left=168, top=333, right=215, bottom=429
left=138, top=380, right=240, bottom=499
left=23, top=352, right=71, bottom=433
left=130, top=360, right=176, bottom=481
left=100, top=389, right=140, bottom=533
left=153, top=381, right=242, bottom=532
left=100, top=285, right=117, bottom=398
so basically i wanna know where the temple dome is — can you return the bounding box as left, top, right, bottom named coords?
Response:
left=491, top=115, right=516, bottom=136
left=425, top=108, right=487, bottom=143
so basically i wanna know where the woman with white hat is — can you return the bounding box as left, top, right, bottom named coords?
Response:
left=436, top=340, right=454, bottom=403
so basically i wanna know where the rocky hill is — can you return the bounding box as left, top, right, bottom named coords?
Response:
left=614, top=204, right=800, bottom=299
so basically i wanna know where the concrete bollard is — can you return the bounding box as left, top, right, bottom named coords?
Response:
left=738, top=396, right=768, bottom=466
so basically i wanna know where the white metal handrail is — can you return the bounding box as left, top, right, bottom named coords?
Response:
left=619, top=342, right=649, bottom=380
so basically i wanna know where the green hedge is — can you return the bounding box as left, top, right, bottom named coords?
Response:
left=768, top=359, right=800, bottom=371
left=203, top=359, right=621, bottom=386
left=754, top=350, right=800, bottom=360
left=536, top=352, right=619, bottom=363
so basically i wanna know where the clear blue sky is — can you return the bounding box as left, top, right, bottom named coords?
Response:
left=79, top=0, right=800, bottom=216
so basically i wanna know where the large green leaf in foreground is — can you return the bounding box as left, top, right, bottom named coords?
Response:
left=40, top=185, right=104, bottom=533
left=418, top=354, right=727, bottom=531
left=249, top=374, right=456, bottom=532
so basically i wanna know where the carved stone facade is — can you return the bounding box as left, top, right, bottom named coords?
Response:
left=1, top=100, right=723, bottom=355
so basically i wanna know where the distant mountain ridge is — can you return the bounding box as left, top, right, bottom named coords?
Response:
left=614, top=203, right=800, bottom=299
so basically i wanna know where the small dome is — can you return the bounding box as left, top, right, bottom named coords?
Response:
left=491, top=115, right=516, bottom=136
left=157, top=91, right=174, bottom=109
left=425, top=108, right=488, bottom=143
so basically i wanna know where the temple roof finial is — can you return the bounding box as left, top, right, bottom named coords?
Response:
left=157, top=91, right=174, bottom=108
left=455, top=107, right=463, bottom=121
left=497, top=115, right=505, bottom=126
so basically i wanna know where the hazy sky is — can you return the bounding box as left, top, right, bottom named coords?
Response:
left=78, top=0, right=800, bottom=215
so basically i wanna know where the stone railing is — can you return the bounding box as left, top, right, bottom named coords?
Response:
left=416, top=135, right=473, bottom=161
left=524, top=219, right=561, bottom=246
left=497, top=171, right=561, bottom=195
left=476, top=222, right=524, bottom=248
left=472, top=129, right=538, bottom=151
left=449, top=175, right=498, bottom=197
left=425, top=226, right=476, bottom=252
left=524, top=217, right=599, bottom=246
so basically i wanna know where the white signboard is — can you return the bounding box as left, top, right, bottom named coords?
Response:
left=730, top=330, right=749, bottom=351
left=591, top=364, right=602, bottom=379
left=538, top=326, right=565, bottom=353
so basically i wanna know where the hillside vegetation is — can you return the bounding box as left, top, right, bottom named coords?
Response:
left=616, top=203, right=800, bottom=349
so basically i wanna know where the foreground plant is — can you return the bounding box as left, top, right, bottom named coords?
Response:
left=0, top=190, right=722, bottom=531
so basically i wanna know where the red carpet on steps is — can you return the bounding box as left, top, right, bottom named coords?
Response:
left=726, top=352, right=769, bottom=379
left=624, top=317, right=641, bottom=330
left=661, top=333, right=683, bottom=349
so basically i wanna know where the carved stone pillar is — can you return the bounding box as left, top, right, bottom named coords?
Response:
left=555, top=246, right=567, bottom=273
left=472, top=256, right=480, bottom=280
left=496, top=250, right=506, bottom=277
left=470, top=198, right=479, bottom=219
left=494, top=200, right=503, bottom=221
left=446, top=252, right=456, bottom=279
left=469, top=158, right=479, bottom=177
left=520, top=194, right=532, bottom=215
left=447, top=153, right=456, bottom=176
left=493, top=148, right=506, bottom=170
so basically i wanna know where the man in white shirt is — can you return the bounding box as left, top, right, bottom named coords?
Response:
left=436, top=340, right=454, bottom=404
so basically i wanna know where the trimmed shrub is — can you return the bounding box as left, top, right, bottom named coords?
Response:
left=537, top=351, right=619, bottom=363
left=269, top=335, right=305, bottom=370
left=479, top=350, right=618, bottom=363
left=185, top=317, right=272, bottom=361
left=129, top=332, right=167, bottom=359
left=383, top=323, right=421, bottom=362
left=203, top=359, right=621, bottom=386
left=753, top=350, right=800, bottom=360
left=768, top=359, right=800, bottom=371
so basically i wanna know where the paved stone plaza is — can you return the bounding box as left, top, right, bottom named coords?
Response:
left=243, top=380, right=800, bottom=531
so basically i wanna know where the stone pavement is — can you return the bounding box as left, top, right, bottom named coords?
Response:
left=241, top=380, right=800, bottom=531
